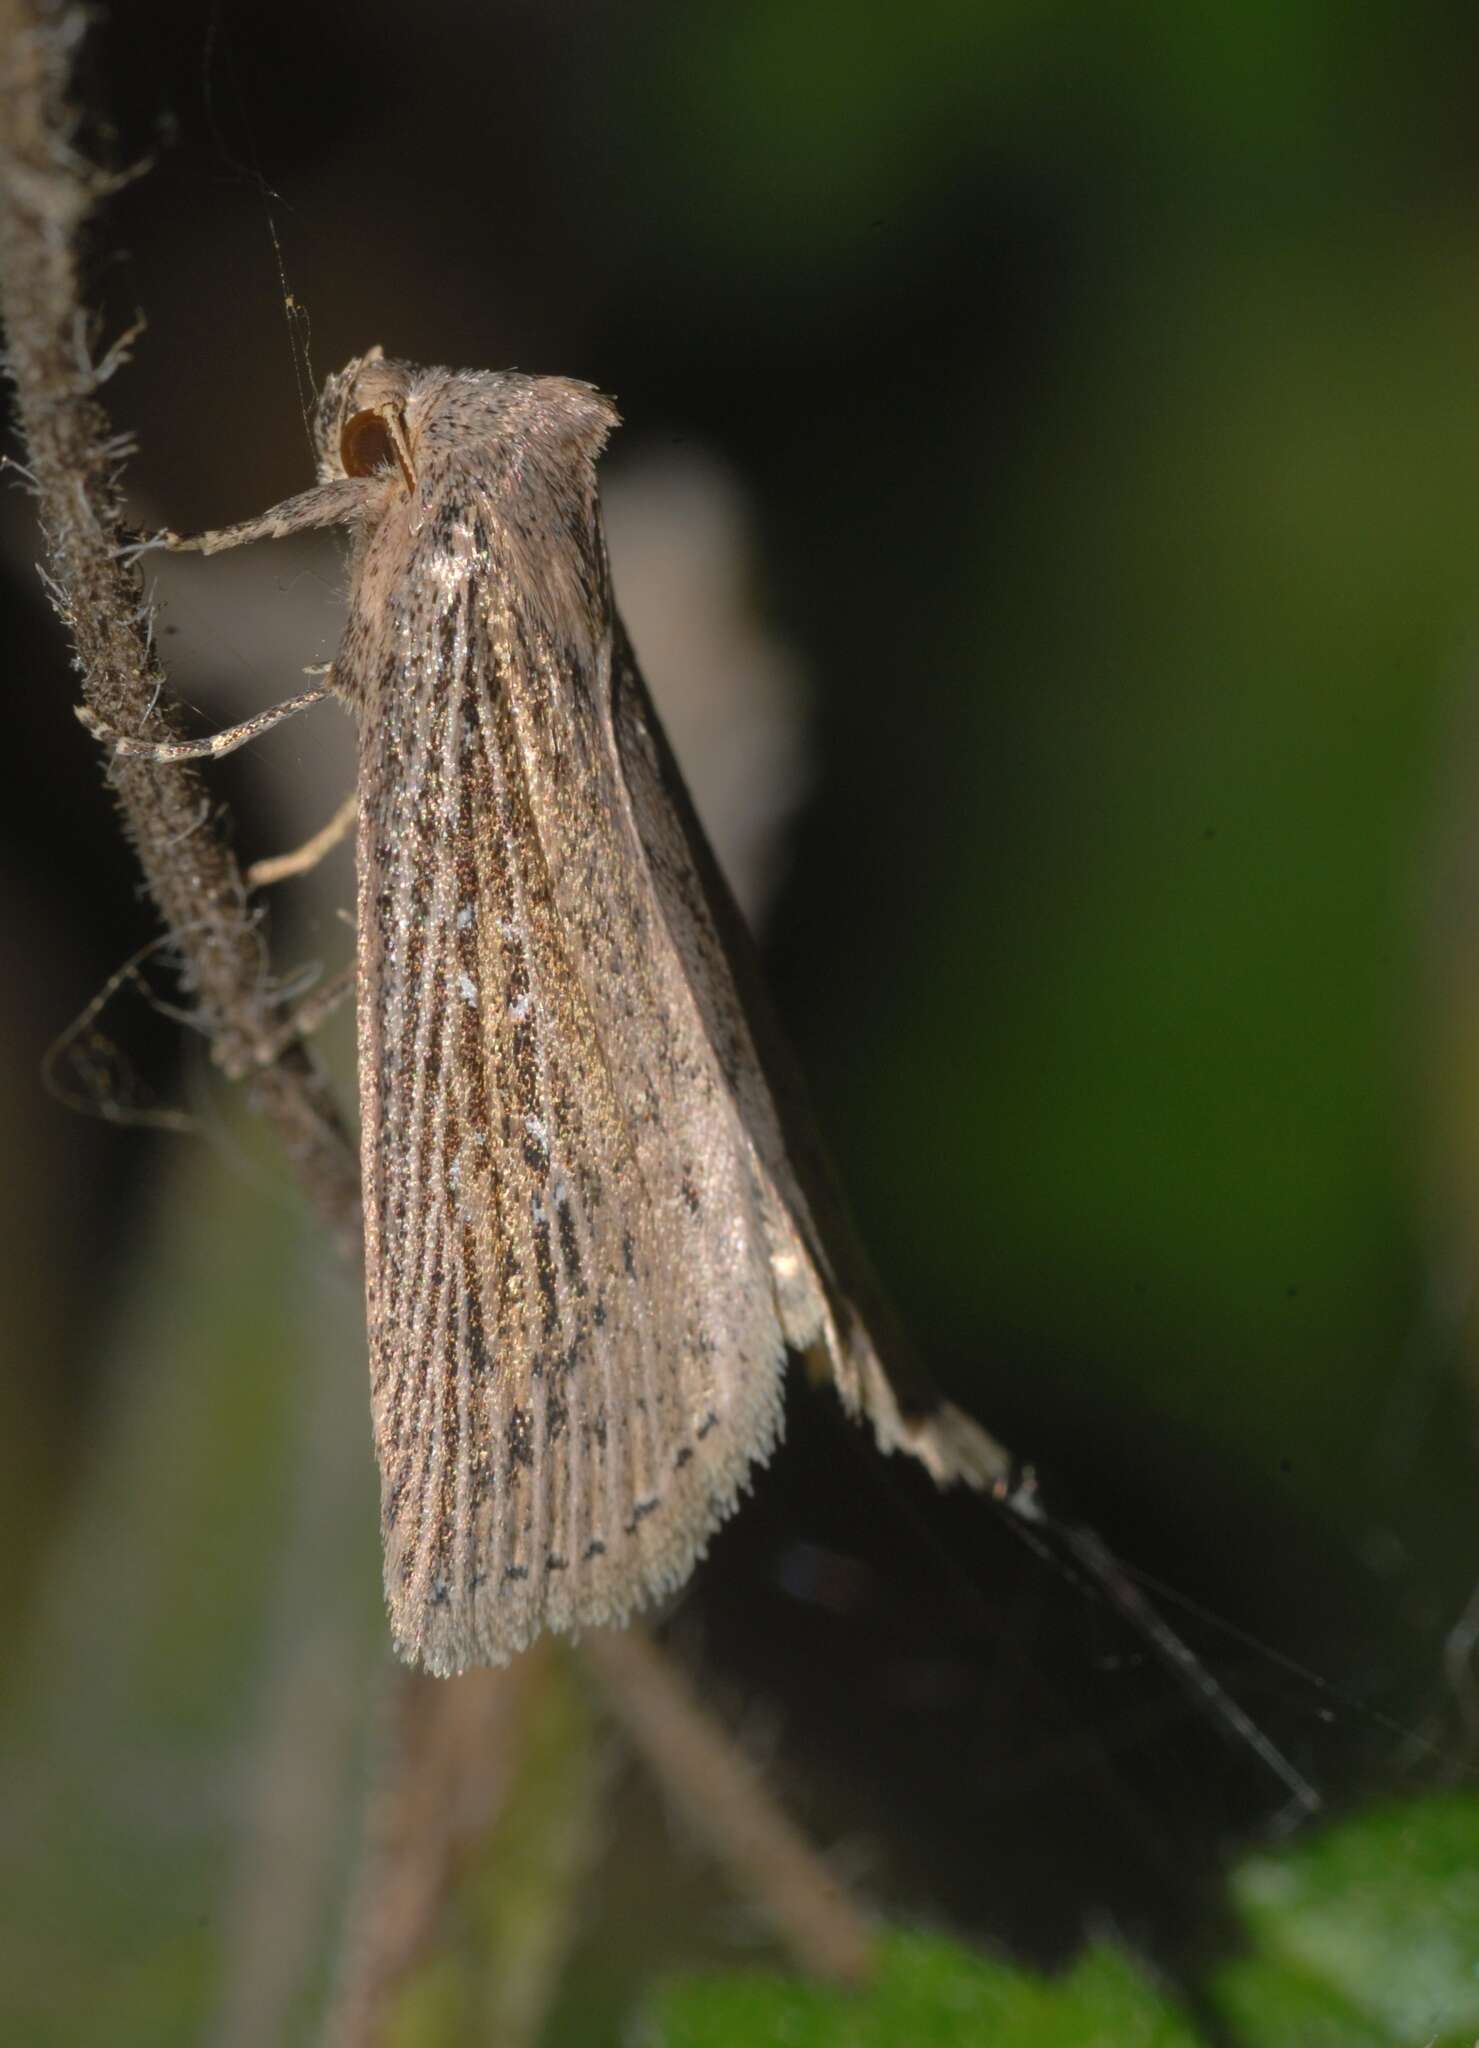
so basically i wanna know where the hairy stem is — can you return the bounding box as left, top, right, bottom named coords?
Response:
left=0, top=0, right=359, bottom=1249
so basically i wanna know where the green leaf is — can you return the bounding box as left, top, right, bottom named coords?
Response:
left=644, top=1930, right=1200, bottom=2048
left=1220, top=1792, right=1479, bottom=2042
left=646, top=1796, right=1479, bottom=2048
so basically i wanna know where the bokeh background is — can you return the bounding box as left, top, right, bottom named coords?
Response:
left=3, top=3, right=1479, bottom=2041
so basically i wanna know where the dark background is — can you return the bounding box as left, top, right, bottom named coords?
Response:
left=3, top=3, right=1478, bottom=2041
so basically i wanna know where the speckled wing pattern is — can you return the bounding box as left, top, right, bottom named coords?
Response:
left=355, top=455, right=792, bottom=1673
left=346, top=372, right=804, bottom=1672
left=180, top=354, right=1008, bottom=1675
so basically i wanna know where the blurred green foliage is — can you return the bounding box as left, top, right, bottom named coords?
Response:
left=649, top=1935, right=1202, bottom=2048
left=607, top=0, right=1479, bottom=1613
left=649, top=1794, right=1479, bottom=2047
left=1220, top=1794, right=1479, bottom=2040
left=0, top=1135, right=379, bottom=2046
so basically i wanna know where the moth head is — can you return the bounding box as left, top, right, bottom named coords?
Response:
left=315, top=346, right=417, bottom=491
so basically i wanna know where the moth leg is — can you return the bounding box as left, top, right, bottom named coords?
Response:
left=158, top=474, right=375, bottom=556
left=247, top=791, right=358, bottom=888
left=77, top=676, right=332, bottom=764
left=250, top=963, right=357, bottom=1067
left=213, top=961, right=358, bottom=1082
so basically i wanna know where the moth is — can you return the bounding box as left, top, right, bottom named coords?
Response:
left=90, top=351, right=1010, bottom=1675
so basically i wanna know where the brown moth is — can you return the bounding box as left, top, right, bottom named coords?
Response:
left=92, top=352, right=1010, bottom=1675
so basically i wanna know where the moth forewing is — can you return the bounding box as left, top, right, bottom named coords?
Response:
left=609, top=629, right=1013, bottom=1492
left=163, top=353, right=1008, bottom=1676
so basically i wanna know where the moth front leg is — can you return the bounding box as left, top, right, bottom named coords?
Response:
left=85, top=470, right=384, bottom=758
left=159, top=474, right=377, bottom=556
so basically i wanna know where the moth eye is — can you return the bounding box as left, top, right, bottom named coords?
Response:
left=341, top=408, right=399, bottom=478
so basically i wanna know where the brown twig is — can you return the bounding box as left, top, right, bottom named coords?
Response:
left=325, top=1658, right=549, bottom=2048
left=0, top=0, right=359, bottom=1252
left=583, top=1627, right=875, bottom=1987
